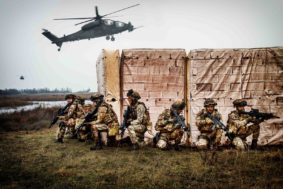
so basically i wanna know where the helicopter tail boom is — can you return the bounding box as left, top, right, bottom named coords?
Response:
left=42, top=29, right=63, bottom=51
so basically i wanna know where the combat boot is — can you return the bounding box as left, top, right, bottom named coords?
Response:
left=129, top=143, right=139, bottom=151
left=251, top=139, right=258, bottom=150
left=90, top=142, right=103, bottom=150
left=54, top=138, right=63, bottom=143
left=174, top=144, right=182, bottom=151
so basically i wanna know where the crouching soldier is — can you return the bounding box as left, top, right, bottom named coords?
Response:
left=195, top=99, right=223, bottom=150
left=155, top=101, right=186, bottom=151
left=89, top=93, right=119, bottom=150
left=55, top=94, right=78, bottom=143
left=227, top=99, right=260, bottom=150
left=125, top=89, right=152, bottom=150
left=76, top=103, right=93, bottom=142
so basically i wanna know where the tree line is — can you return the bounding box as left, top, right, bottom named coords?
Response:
left=0, top=88, right=73, bottom=95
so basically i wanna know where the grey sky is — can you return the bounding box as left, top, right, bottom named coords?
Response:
left=0, top=0, right=282, bottom=92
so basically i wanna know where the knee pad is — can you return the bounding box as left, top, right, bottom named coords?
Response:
left=196, top=137, right=209, bottom=150
left=232, top=137, right=246, bottom=150
left=157, top=139, right=167, bottom=149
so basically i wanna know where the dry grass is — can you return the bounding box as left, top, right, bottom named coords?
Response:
left=0, top=129, right=282, bottom=189
left=0, top=107, right=58, bottom=131
left=0, top=98, right=32, bottom=108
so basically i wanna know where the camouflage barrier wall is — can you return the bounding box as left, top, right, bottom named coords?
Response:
left=189, top=48, right=283, bottom=145
left=96, top=47, right=283, bottom=145
left=96, top=49, right=121, bottom=122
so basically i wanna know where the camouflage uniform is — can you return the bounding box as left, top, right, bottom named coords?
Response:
left=195, top=99, right=223, bottom=150
left=57, top=94, right=79, bottom=140
left=89, top=93, right=119, bottom=150
left=126, top=89, right=152, bottom=150
left=155, top=101, right=186, bottom=151
left=227, top=99, right=260, bottom=150
left=76, top=103, right=93, bottom=141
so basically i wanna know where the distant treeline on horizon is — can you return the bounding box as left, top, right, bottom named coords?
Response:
left=0, top=88, right=91, bottom=95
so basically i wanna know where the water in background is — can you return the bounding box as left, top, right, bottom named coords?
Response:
left=0, top=100, right=92, bottom=114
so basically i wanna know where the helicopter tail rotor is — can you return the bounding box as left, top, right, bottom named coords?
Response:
left=42, top=29, right=63, bottom=51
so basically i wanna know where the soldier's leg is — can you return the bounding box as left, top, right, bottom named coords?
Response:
left=56, top=122, right=66, bottom=143
left=156, top=135, right=169, bottom=150
left=246, top=124, right=260, bottom=149
left=170, top=129, right=183, bottom=151
left=90, top=125, right=101, bottom=150
left=127, top=124, right=146, bottom=150
left=196, top=135, right=209, bottom=150
left=232, top=136, right=246, bottom=150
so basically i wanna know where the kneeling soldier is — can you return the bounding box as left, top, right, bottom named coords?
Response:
left=227, top=99, right=260, bottom=150
left=125, top=89, right=152, bottom=150
left=155, top=101, right=186, bottom=151
left=76, top=103, right=93, bottom=142
left=55, top=94, right=78, bottom=143
left=195, top=99, right=223, bottom=150
left=89, top=93, right=119, bottom=150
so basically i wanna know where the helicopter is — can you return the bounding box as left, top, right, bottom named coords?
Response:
left=42, top=4, right=141, bottom=51
left=20, top=76, right=24, bottom=80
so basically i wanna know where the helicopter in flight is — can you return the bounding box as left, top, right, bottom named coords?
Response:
left=42, top=4, right=141, bottom=51
left=19, top=76, right=24, bottom=80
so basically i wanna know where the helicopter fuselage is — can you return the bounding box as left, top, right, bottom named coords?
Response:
left=58, top=19, right=133, bottom=43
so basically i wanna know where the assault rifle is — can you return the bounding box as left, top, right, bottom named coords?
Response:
left=75, top=101, right=102, bottom=135
left=239, top=109, right=279, bottom=122
left=204, top=113, right=234, bottom=141
left=49, top=103, right=71, bottom=128
left=170, top=109, right=191, bottom=137
left=119, top=106, right=131, bottom=137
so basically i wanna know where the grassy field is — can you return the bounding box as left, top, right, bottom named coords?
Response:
left=0, top=93, right=92, bottom=108
left=0, top=128, right=282, bottom=189
left=0, top=107, right=58, bottom=132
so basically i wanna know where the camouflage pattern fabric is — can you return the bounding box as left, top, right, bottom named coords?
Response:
left=155, top=109, right=184, bottom=149
left=227, top=110, right=260, bottom=149
left=195, top=109, right=223, bottom=149
left=127, top=102, right=151, bottom=146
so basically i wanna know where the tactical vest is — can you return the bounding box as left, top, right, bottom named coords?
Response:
left=129, top=101, right=150, bottom=125
left=101, top=102, right=118, bottom=124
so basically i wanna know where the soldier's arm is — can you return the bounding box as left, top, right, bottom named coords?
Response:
left=228, top=113, right=249, bottom=128
left=91, top=106, right=107, bottom=125
left=64, top=104, right=76, bottom=120
left=196, top=113, right=207, bottom=128
left=131, top=104, right=145, bottom=125
left=155, top=113, right=167, bottom=131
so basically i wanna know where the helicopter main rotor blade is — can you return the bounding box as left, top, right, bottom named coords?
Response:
left=54, top=17, right=94, bottom=20
left=101, top=4, right=140, bottom=18
left=74, top=19, right=95, bottom=26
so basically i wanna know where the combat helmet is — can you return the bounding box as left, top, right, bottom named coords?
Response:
left=204, top=99, right=217, bottom=107
left=171, top=101, right=186, bottom=110
left=127, top=89, right=141, bottom=100
left=90, top=93, right=104, bottom=102
left=65, top=93, right=76, bottom=100
left=233, top=99, right=247, bottom=107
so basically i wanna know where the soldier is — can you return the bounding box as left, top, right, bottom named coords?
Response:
left=227, top=99, right=260, bottom=150
left=125, top=89, right=152, bottom=150
left=76, top=103, right=93, bottom=142
left=55, top=93, right=78, bottom=143
left=155, top=101, right=186, bottom=151
left=89, top=93, right=119, bottom=150
left=195, top=99, right=223, bottom=150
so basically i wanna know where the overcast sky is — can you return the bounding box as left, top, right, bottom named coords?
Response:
left=0, top=0, right=282, bottom=92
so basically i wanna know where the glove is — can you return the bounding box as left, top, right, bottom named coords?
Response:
left=205, top=117, right=214, bottom=124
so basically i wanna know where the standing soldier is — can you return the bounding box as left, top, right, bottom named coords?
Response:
left=155, top=101, right=186, bottom=151
left=89, top=93, right=119, bottom=150
left=227, top=99, right=260, bottom=150
left=195, top=99, right=223, bottom=150
left=55, top=94, right=78, bottom=143
left=125, top=89, right=152, bottom=150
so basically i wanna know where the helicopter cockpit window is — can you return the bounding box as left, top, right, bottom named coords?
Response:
left=115, top=22, right=125, bottom=27
left=104, top=20, right=114, bottom=26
